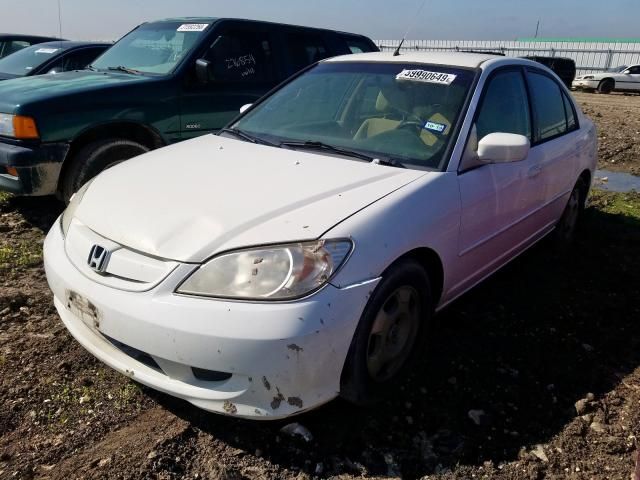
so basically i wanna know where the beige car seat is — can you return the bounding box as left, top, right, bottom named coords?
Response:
left=353, top=88, right=408, bottom=140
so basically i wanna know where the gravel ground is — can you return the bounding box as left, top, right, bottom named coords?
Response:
left=0, top=93, right=639, bottom=480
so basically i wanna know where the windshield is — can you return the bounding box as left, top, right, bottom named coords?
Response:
left=233, top=62, right=475, bottom=170
left=0, top=43, right=66, bottom=76
left=608, top=65, right=628, bottom=72
left=91, top=21, right=210, bottom=75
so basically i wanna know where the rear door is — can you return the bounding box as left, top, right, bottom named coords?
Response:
left=524, top=68, right=580, bottom=226
left=180, top=22, right=281, bottom=139
left=281, top=29, right=334, bottom=78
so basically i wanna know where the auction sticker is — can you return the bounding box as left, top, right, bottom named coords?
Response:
left=424, top=121, right=447, bottom=133
left=177, top=23, right=209, bottom=32
left=396, top=69, right=457, bottom=85
left=35, top=48, right=59, bottom=54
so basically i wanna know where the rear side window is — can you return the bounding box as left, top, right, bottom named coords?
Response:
left=285, top=33, right=328, bottom=74
left=527, top=71, right=567, bottom=141
left=476, top=70, right=531, bottom=140
left=562, top=93, right=577, bottom=132
left=343, top=36, right=374, bottom=54
left=206, top=30, right=275, bottom=83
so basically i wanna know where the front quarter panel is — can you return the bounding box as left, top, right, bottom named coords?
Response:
left=328, top=171, right=461, bottom=308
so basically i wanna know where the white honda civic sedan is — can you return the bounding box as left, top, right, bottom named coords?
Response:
left=44, top=52, right=597, bottom=419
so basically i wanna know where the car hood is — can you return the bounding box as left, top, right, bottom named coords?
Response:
left=0, top=70, right=151, bottom=113
left=74, top=135, right=426, bottom=263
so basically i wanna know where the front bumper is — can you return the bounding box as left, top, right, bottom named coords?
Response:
left=0, top=140, right=67, bottom=195
left=571, top=79, right=599, bottom=90
left=44, top=222, right=378, bottom=419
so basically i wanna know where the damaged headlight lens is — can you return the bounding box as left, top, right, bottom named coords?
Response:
left=61, top=179, right=94, bottom=236
left=177, top=239, right=353, bottom=300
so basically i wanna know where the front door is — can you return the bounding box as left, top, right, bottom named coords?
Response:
left=452, top=68, right=542, bottom=297
left=180, top=25, right=281, bottom=139
left=620, top=65, right=640, bottom=91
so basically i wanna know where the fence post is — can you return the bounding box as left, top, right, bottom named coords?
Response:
left=605, top=49, right=613, bottom=70
left=550, top=47, right=556, bottom=58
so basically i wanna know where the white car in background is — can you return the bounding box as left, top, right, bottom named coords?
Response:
left=572, top=64, right=640, bottom=93
left=44, top=51, right=597, bottom=419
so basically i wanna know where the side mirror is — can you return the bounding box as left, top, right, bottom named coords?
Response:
left=195, top=58, right=214, bottom=84
left=477, top=133, right=530, bottom=163
left=239, top=103, right=253, bottom=114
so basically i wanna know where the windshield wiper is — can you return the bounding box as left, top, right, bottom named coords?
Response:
left=107, top=65, right=143, bottom=75
left=219, top=127, right=276, bottom=146
left=371, top=157, right=407, bottom=169
left=279, top=140, right=376, bottom=162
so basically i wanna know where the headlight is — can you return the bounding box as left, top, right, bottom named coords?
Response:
left=0, top=113, right=39, bottom=139
left=177, top=239, right=353, bottom=300
left=61, top=179, right=94, bottom=236
left=582, top=76, right=594, bottom=80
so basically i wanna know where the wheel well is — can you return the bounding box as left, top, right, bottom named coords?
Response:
left=578, top=169, right=592, bottom=205
left=387, top=247, right=444, bottom=305
left=57, top=122, right=165, bottom=193
left=600, top=77, right=615, bottom=85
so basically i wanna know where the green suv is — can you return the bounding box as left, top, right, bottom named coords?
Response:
left=0, top=18, right=377, bottom=200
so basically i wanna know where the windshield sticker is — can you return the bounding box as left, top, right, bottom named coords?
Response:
left=35, top=48, right=59, bottom=54
left=177, top=23, right=209, bottom=32
left=396, top=69, right=457, bottom=85
left=424, top=121, right=447, bottom=133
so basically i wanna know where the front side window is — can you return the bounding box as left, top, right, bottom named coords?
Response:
left=92, top=21, right=209, bottom=75
left=204, top=30, right=275, bottom=83
left=0, top=43, right=65, bottom=76
left=233, top=62, right=474, bottom=170
left=475, top=70, right=531, bottom=140
left=527, top=71, right=567, bottom=141
left=344, top=36, right=374, bottom=54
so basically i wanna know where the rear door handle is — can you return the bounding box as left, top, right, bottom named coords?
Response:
left=527, top=165, right=542, bottom=178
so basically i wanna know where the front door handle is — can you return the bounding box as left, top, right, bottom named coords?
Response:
left=527, top=165, right=542, bottom=178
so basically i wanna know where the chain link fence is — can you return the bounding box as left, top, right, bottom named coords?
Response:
left=376, top=40, right=640, bottom=75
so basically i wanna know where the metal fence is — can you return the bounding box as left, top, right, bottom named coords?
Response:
left=375, top=40, right=640, bottom=75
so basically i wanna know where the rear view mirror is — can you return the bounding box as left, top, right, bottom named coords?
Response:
left=477, top=133, right=530, bottom=163
left=239, top=103, right=253, bottom=114
left=195, top=58, right=214, bottom=84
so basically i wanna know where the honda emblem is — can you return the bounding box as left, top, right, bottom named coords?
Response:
left=87, top=245, right=110, bottom=274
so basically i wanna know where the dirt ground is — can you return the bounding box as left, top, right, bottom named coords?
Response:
left=573, top=91, right=640, bottom=176
left=1, top=95, right=640, bottom=480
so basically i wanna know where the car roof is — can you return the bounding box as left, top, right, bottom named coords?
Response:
left=154, top=17, right=372, bottom=37
left=325, top=51, right=526, bottom=69
left=0, top=33, right=63, bottom=41
left=34, top=40, right=110, bottom=50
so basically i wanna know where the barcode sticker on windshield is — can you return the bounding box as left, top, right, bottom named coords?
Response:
left=396, top=69, right=457, bottom=85
left=35, top=48, right=59, bottom=54
left=177, top=23, right=209, bottom=32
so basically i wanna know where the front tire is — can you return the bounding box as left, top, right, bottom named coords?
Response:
left=340, top=259, right=432, bottom=405
left=60, top=138, right=149, bottom=202
left=597, top=79, right=614, bottom=94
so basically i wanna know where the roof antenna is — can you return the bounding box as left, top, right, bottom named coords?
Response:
left=393, top=0, right=428, bottom=56
left=57, top=0, right=63, bottom=39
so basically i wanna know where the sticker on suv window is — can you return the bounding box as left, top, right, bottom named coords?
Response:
left=177, top=23, right=209, bottom=32
left=35, top=48, right=59, bottom=54
left=424, top=121, right=447, bottom=133
left=396, top=69, right=457, bottom=85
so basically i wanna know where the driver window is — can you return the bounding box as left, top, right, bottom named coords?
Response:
left=204, top=31, right=274, bottom=84
left=476, top=70, right=531, bottom=141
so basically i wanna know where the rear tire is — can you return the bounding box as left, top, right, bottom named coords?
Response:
left=340, top=259, right=433, bottom=405
left=60, top=138, right=149, bottom=202
left=597, top=79, right=614, bottom=94
left=554, top=178, right=587, bottom=247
